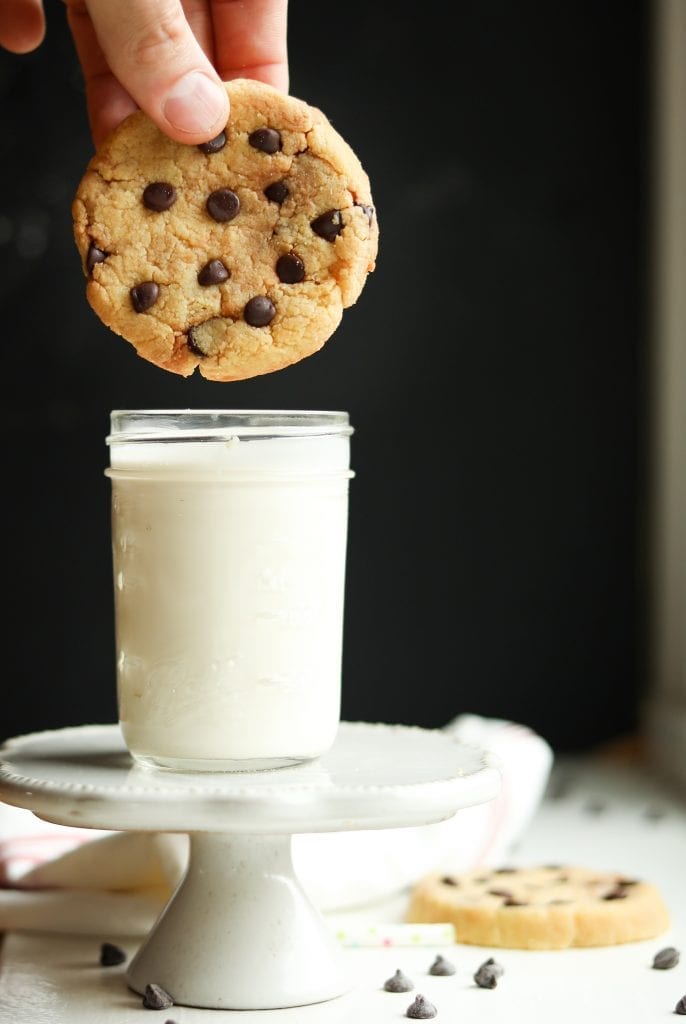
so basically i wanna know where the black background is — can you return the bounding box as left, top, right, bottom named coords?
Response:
left=0, top=1, right=649, bottom=752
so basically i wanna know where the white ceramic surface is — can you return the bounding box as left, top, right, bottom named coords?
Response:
left=0, top=721, right=501, bottom=833
left=0, top=722, right=501, bottom=1010
left=3, top=754, right=685, bottom=1023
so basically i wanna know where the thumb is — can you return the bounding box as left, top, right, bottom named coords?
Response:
left=84, top=0, right=228, bottom=143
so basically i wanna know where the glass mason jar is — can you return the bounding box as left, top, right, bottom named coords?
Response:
left=105, top=410, right=353, bottom=772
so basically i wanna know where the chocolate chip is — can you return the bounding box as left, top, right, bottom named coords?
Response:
left=406, top=994, right=437, bottom=1019
left=311, top=209, right=343, bottom=242
left=276, top=252, right=305, bottom=284
left=487, top=888, right=513, bottom=898
left=675, top=995, right=686, bottom=1015
left=602, top=888, right=628, bottom=900
left=86, top=242, right=107, bottom=274
left=474, top=963, right=499, bottom=989
left=652, top=946, right=680, bottom=970
left=264, top=180, right=289, bottom=204
left=198, top=259, right=230, bottom=286
left=206, top=188, right=240, bottom=223
left=494, top=867, right=517, bottom=874
left=198, top=131, right=226, bottom=154
left=503, top=897, right=527, bottom=906
left=249, top=127, right=281, bottom=153
left=356, top=202, right=374, bottom=224
left=441, top=876, right=459, bottom=886
left=99, top=942, right=126, bottom=966
left=428, top=955, right=456, bottom=976
left=244, top=296, right=275, bottom=327
left=186, top=326, right=205, bottom=356
left=384, top=969, right=414, bottom=993
left=142, top=182, right=176, bottom=212
left=480, top=957, right=504, bottom=978
left=142, top=983, right=173, bottom=1010
left=130, top=281, right=159, bottom=313
left=548, top=899, right=572, bottom=905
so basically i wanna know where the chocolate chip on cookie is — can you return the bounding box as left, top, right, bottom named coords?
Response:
left=206, top=188, right=240, bottom=223
left=130, top=282, right=159, bottom=313
left=142, top=182, right=177, bottom=212
left=86, top=241, right=107, bottom=274
left=197, top=131, right=227, bottom=154
left=186, top=325, right=205, bottom=355
left=264, top=180, right=289, bottom=204
left=602, top=887, right=629, bottom=900
left=276, top=252, right=305, bottom=283
left=311, top=209, right=343, bottom=241
left=198, top=260, right=230, bottom=286
left=249, top=127, right=281, bottom=153
left=72, top=78, right=378, bottom=380
left=244, top=296, right=276, bottom=327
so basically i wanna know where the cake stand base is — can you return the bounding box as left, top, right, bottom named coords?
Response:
left=0, top=722, right=501, bottom=1010
left=127, top=832, right=347, bottom=1010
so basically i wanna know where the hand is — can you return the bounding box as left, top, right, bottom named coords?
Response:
left=0, top=0, right=289, bottom=147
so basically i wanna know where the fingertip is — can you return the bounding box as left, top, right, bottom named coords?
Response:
left=160, top=71, right=229, bottom=144
left=0, top=0, right=45, bottom=54
left=265, top=65, right=289, bottom=94
left=90, top=95, right=139, bottom=149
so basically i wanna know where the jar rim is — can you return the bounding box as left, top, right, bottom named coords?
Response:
left=107, top=409, right=353, bottom=444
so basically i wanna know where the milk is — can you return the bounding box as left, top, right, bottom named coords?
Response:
left=106, top=411, right=352, bottom=771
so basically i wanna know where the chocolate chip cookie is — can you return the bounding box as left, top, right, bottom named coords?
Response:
left=72, top=78, right=378, bottom=380
left=406, top=865, right=670, bottom=949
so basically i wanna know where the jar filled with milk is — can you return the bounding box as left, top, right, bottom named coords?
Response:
left=106, top=410, right=353, bottom=771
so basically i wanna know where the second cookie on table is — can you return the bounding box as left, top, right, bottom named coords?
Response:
left=405, top=864, right=671, bottom=949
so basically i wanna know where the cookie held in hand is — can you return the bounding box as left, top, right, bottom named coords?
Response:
left=405, top=865, right=670, bottom=949
left=72, top=79, right=378, bottom=381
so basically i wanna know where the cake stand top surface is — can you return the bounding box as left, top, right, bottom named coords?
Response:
left=0, top=722, right=501, bottom=834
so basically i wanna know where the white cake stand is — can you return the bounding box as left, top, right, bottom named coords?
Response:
left=0, top=721, right=500, bottom=1011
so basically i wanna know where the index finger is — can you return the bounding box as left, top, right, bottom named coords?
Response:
left=211, top=0, right=288, bottom=92
left=66, top=1, right=138, bottom=146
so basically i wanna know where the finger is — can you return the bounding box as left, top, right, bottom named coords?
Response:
left=211, top=0, right=288, bottom=92
left=66, top=2, right=138, bottom=147
left=181, top=0, right=214, bottom=61
left=0, top=0, right=45, bottom=53
left=83, top=0, right=229, bottom=144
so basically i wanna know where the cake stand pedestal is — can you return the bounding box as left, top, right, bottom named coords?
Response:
left=0, top=721, right=500, bottom=1011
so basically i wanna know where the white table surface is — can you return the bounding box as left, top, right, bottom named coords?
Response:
left=1, top=749, right=686, bottom=1023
